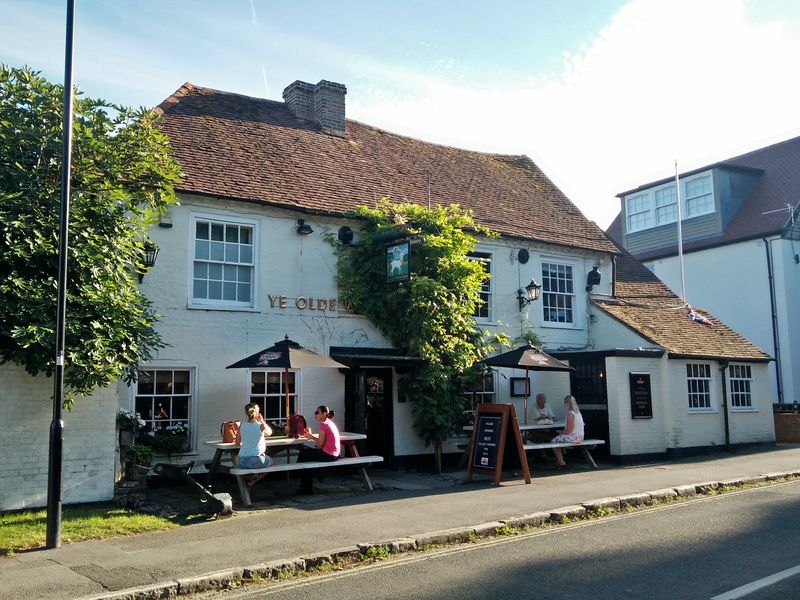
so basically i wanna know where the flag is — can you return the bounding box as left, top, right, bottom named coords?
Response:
left=687, top=309, right=712, bottom=326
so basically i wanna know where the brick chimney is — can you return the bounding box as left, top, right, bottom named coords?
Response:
left=282, top=80, right=315, bottom=121
left=282, top=79, right=347, bottom=137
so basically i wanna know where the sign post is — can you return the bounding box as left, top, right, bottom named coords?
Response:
left=466, top=403, right=531, bottom=485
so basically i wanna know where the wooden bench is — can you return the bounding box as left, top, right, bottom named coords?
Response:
left=523, top=439, right=606, bottom=468
left=229, top=455, right=384, bottom=506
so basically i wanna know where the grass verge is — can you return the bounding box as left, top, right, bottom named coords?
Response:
left=0, top=503, right=178, bottom=556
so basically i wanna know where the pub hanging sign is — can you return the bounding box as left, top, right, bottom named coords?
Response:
left=629, top=372, right=653, bottom=419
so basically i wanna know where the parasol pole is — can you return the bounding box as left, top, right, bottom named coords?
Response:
left=523, top=367, right=529, bottom=424
left=284, top=367, right=290, bottom=425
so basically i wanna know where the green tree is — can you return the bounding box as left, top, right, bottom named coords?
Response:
left=333, top=199, right=508, bottom=471
left=0, top=66, right=180, bottom=405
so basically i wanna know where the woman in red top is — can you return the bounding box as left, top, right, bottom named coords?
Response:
left=296, top=405, right=340, bottom=494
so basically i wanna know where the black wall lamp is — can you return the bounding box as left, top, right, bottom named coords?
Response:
left=517, top=278, right=541, bottom=310
left=139, top=241, right=159, bottom=282
left=586, top=265, right=601, bottom=292
left=337, top=226, right=353, bottom=244
left=296, top=219, right=313, bottom=235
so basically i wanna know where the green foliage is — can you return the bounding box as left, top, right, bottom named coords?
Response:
left=494, top=524, right=519, bottom=536
left=332, top=200, right=508, bottom=462
left=361, top=545, right=392, bottom=560
left=127, top=443, right=153, bottom=468
left=0, top=66, right=180, bottom=405
left=139, top=422, right=190, bottom=458
left=519, top=329, right=543, bottom=347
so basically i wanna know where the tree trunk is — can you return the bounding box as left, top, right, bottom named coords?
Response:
left=433, top=440, right=443, bottom=474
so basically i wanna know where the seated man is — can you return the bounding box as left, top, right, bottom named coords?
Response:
left=531, top=393, right=555, bottom=422
left=530, top=393, right=556, bottom=445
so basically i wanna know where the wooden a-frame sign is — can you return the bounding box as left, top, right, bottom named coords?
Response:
left=466, top=403, right=531, bottom=485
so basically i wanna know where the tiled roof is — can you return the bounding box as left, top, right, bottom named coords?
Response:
left=607, top=135, right=800, bottom=255
left=594, top=250, right=770, bottom=361
left=155, top=83, right=618, bottom=255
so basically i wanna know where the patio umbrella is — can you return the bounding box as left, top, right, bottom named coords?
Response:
left=480, top=342, right=574, bottom=424
left=226, top=335, right=348, bottom=423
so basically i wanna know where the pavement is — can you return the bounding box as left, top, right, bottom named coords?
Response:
left=2, top=444, right=800, bottom=600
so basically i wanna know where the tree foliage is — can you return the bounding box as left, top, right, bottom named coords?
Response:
left=0, top=66, right=180, bottom=405
left=332, top=200, right=508, bottom=468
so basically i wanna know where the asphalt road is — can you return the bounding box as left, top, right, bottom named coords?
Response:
left=196, top=480, right=800, bottom=600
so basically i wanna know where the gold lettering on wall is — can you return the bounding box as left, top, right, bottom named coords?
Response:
left=267, top=293, right=351, bottom=312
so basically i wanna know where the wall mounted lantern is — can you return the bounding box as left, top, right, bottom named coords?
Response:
left=337, top=226, right=353, bottom=244
left=586, top=265, right=601, bottom=292
left=517, top=278, right=541, bottom=310
left=139, top=241, right=159, bottom=282
left=296, top=219, right=313, bottom=235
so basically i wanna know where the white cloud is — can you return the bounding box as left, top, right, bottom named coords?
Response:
left=347, top=0, right=800, bottom=229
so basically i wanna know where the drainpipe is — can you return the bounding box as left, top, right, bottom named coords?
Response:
left=763, top=237, right=784, bottom=404
left=719, top=360, right=730, bottom=451
left=611, top=255, right=617, bottom=298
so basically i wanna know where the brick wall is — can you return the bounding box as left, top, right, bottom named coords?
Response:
left=0, top=364, right=117, bottom=511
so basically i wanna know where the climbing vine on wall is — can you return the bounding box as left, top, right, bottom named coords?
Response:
left=330, top=199, right=508, bottom=470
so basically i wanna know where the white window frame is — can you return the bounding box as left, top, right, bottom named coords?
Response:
left=684, top=173, right=714, bottom=218
left=248, top=368, right=299, bottom=428
left=686, top=362, right=713, bottom=412
left=626, top=193, right=651, bottom=233
left=131, top=363, right=196, bottom=452
left=469, top=251, right=492, bottom=321
left=462, top=369, right=496, bottom=413
left=623, top=170, right=715, bottom=234
left=540, top=259, right=577, bottom=328
left=654, top=185, right=677, bottom=225
left=189, top=212, right=259, bottom=310
left=728, top=364, right=754, bottom=411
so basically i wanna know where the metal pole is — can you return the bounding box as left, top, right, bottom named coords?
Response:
left=674, top=161, right=687, bottom=302
left=47, top=0, right=76, bottom=549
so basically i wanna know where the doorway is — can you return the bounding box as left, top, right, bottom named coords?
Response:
left=566, top=357, right=610, bottom=456
left=344, top=368, right=394, bottom=464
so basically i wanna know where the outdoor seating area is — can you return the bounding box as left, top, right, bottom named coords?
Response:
left=204, top=431, right=383, bottom=506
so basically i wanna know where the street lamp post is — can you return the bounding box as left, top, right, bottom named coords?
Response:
left=47, top=0, right=76, bottom=549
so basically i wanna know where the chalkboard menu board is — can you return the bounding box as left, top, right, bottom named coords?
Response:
left=466, top=404, right=530, bottom=485
left=472, top=415, right=503, bottom=470
left=629, top=372, right=653, bottom=419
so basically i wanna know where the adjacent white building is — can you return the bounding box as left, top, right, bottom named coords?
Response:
left=608, top=136, right=800, bottom=407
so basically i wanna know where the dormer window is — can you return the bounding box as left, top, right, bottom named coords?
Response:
left=654, top=186, right=677, bottom=225
left=624, top=171, right=715, bottom=234
left=685, top=174, right=713, bottom=217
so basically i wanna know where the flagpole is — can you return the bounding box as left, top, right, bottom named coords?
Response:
left=674, top=160, right=687, bottom=302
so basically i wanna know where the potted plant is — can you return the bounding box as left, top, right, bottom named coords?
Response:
left=142, top=422, right=191, bottom=459
left=125, top=443, right=153, bottom=481
left=116, top=409, right=146, bottom=447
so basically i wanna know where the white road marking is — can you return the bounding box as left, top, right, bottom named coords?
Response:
left=711, top=564, right=800, bottom=599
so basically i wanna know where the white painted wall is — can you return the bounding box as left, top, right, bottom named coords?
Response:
left=0, top=364, right=117, bottom=510
left=643, top=237, right=798, bottom=405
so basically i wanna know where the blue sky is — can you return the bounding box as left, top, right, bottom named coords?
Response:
left=3, top=0, right=800, bottom=228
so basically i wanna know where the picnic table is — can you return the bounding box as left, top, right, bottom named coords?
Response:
left=463, top=420, right=565, bottom=440
left=204, top=432, right=382, bottom=506
left=204, top=431, right=368, bottom=481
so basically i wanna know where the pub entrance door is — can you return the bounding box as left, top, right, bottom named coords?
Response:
left=344, top=368, right=394, bottom=465
left=567, top=357, right=610, bottom=456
